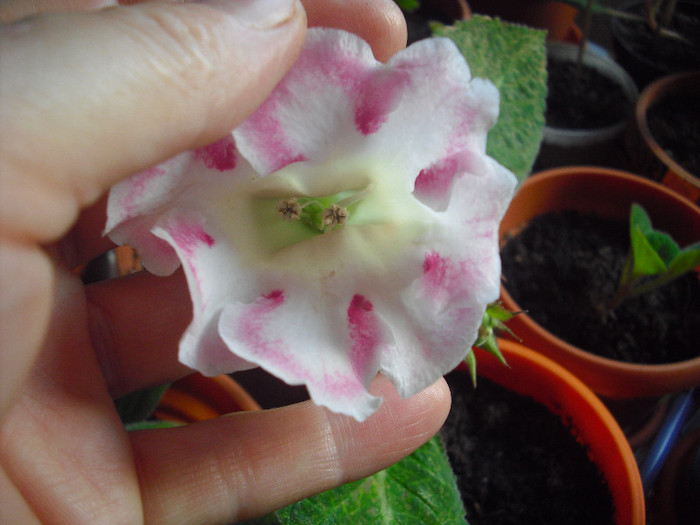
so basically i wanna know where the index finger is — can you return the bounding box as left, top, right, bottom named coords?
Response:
left=0, top=0, right=307, bottom=245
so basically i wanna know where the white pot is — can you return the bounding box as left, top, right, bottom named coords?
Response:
left=538, top=42, right=639, bottom=169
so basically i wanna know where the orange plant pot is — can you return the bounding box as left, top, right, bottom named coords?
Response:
left=467, top=0, right=578, bottom=41
left=625, top=71, right=700, bottom=206
left=155, top=373, right=261, bottom=423
left=467, top=339, right=645, bottom=525
left=499, top=167, right=700, bottom=398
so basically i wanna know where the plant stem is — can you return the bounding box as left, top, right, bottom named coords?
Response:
left=575, top=0, right=595, bottom=80
left=659, top=0, right=678, bottom=31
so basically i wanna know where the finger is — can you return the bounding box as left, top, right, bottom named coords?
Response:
left=86, top=269, right=193, bottom=398
left=60, top=0, right=407, bottom=269
left=0, top=0, right=117, bottom=23
left=303, top=0, right=407, bottom=62
left=0, top=465, right=41, bottom=524
left=131, top=375, right=451, bottom=523
left=0, top=242, right=53, bottom=415
left=0, top=0, right=307, bottom=245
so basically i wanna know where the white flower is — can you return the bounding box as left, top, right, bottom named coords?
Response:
left=105, top=28, right=516, bottom=421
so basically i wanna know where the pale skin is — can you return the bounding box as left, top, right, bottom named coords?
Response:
left=0, top=1, right=451, bottom=523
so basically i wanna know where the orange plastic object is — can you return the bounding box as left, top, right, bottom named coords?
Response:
left=155, top=373, right=261, bottom=423
left=467, top=339, right=645, bottom=525
left=500, top=167, right=700, bottom=398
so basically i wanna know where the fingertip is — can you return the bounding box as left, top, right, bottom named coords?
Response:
left=302, top=0, right=407, bottom=61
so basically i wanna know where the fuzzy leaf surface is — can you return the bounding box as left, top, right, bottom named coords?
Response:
left=244, top=436, right=467, bottom=524
left=432, top=16, right=547, bottom=181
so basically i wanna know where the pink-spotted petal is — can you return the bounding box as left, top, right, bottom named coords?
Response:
left=151, top=209, right=257, bottom=375
left=413, top=148, right=489, bottom=212
left=219, top=289, right=386, bottom=421
left=234, top=29, right=375, bottom=174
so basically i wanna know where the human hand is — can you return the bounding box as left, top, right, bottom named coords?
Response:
left=0, top=0, right=450, bottom=523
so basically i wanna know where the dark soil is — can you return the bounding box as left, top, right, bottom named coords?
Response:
left=545, top=57, right=631, bottom=129
left=647, top=93, right=700, bottom=176
left=500, top=210, right=700, bottom=364
left=614, top=1, right=700, bottom=77
left=441, top=373, right=615, bottom=525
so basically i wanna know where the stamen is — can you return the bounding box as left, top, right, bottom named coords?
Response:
left=277, top=198, right=302, bottom=221
left=321, top=204, right=349, bottom=231
left=276, top=184, right=372, bottom=233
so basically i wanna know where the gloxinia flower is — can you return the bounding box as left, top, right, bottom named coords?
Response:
left=105, top=28, right=516, bottom=421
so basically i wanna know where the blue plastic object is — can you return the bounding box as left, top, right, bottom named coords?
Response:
left=640, top=388, right=697, bottom=493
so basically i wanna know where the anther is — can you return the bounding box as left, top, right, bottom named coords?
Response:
left=277, top=198, right=302, bottom=221
left=322, top=204, right=349, bottom=231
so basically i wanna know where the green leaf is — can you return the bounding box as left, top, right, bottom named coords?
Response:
left=611, top=205, right=699, bottom=308
left=465, top=350, right=477, bottom=387
left=630, top=225, right=668, bottom=277
left=432, top=16, right=547, bottom=182
left=628, top=204, right=680, bottom=265
left=115, top=383, right=170, bottom=424
left=393, top=0, right=420, bottom=13
left=245, top=436, right=467, bottom=525
left=662, top=242, right=700, bottom=280
left=629, top=203, right=653, bottom=235
left=646, top=230, right=680, bottom=264
left=125, top=420, right=184, bottom=431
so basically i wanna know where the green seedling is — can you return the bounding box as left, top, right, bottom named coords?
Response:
left=465, top=302, right=520, bottom=386
left=608, top=203, right=700, bottom=311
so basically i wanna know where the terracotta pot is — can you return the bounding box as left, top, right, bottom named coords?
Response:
left=499, top=167, right=700, bottom=398
left=467, top=0, right=578, bottom=41
left=537, top=42, right=638, bottom=170
left=467, top=339, right=645, bottom=525
left=611, top=0, right=700, bottom=89
left=653, top=427, right=700, bottom=525
left=625, top=71, right=700, bottom=206
left=155, top=373, right=261, bottom=423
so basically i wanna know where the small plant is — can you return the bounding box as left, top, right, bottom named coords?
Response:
left=465, top=302, right=519, bottom=386
left=608, top=203, right=700, bottom=310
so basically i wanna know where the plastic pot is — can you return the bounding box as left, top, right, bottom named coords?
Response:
left=499, top=167, right=700, bottom=399
left=155, top=373, right=261, bottom=423
left=537, top=42, right=638, bottom=170
left=466, top=339, right=645, bottom=525
left=625, top=71, right=700, bottom=206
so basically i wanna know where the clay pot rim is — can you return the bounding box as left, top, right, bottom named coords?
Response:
left=157, top=373, right=262, bottom=423
left=543, top=42, right=639, bottom=143
left=465, top=339, right=645, bottom=525
left=635, top=70, right=700, bottom=186
left=501, top=166, right=700, bottom=374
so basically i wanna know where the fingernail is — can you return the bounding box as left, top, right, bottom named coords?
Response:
left=200, top=0, right=298, bottom=29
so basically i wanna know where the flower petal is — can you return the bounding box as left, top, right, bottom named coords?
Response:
left=234, top=29, right=375, bottom=174
left=219, top=289, right=383, bottom=421
left=105, top=28, right=517, bottom=422
left=151, top=208, right=256, bottom=375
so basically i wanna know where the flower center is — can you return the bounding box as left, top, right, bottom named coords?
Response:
left=276, top=184, right=374, bottom=233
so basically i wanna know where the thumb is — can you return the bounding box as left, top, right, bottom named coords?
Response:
left=0, top=0, right=307, bottom=244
